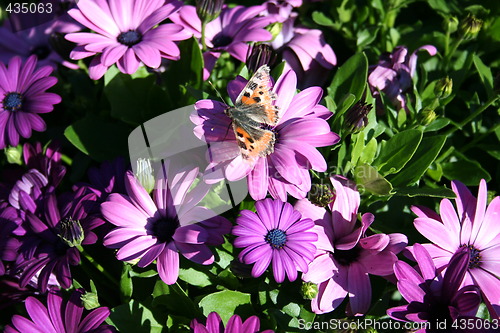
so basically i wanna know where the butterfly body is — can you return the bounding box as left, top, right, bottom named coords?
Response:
left=224, top=65, right=280, bottom=163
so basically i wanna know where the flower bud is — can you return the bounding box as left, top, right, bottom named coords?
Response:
left=443, top=16, right=459, bottom=34
left=81, top=291, right=100, bottom=310
left=434, top=77, right=453, bottom=99
left=419, top=107, right=437, bottom=126
left=459, top=14, right=482, bottom=39
left=345, top=101, right=372, bottom=133
left=5, top=145, right=22, bottom=165
left=301, top=282, right=318, bottom=300
left=246, top=44, right=277, bottom=74
left=308, top=184, right=334, bottom=208
left=135, top=158, right=155, bottom=194
left=57, top=217, right=84, bottom=248
left=196, top=0, right=224, bottom=25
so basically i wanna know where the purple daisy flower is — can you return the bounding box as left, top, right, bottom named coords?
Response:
left=15, top=187, right=99, bottom=291
left=5, top=289, right=116, bottom=333
left=0, top=55, right=61, bottom=149
left=388, top=244, right=484, bottom=332
left=191, top=312, right=274, bottom=333
left=270, top=16, right=336, bottom=89
left=368, top=45, right=437, bottom=112
left=65, top=0, right=190, bottom=80
left=170, top=4, right=274, bottom=80
left=23, top=141, right=66, bottom=187
left=102, top=168, right=232, bottom=285
left=411, top=179, right=500, bottom=318
left=295, top=176, right=408, bottom=315
left=263, top=0, right=302, bottom=23
left=192, top=68, right=339, bottom=201
left=0, top=11, right=81, bottom=69
left=9, top=169, right=48, bottom=211
left=233, top=198, right=317, bottom=283
left=0, top=203, right=22, bottom=275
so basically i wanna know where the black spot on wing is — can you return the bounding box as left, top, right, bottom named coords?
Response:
left=238, top=141, right=247, bottom=150
left=253, top=96, right=261, bottom=103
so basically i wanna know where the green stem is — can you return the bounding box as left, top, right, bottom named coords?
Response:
left=201, top=21, right=207, bottom=52
left=444, top=35, right=464, bottom=68
left=78, top=245, right=119, bottom=286
left=444, top=96, right=499, bottom=136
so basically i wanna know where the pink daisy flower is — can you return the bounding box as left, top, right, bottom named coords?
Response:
left=65, top=0, right=190, bottom=80
left=192, top=68, right=339, bottom=200
left=102, top=168, right=232, bottom=285
left=411, top=179, right=500, bottom=318
left=0, top=56, right=61, bottom=149
left=295, top=176, right=408, bottom=315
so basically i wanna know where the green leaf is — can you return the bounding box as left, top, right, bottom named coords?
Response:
left=109, top=300, right=162, bottom=333
left=328, top=53, right=368, bottom=114
left=394, top=186, right=456, bottom=198
left=354, top=164, right=393, bottom=196
left=179, top=267, right=212, bottom=287
left=373, top=129, right=423, bottom=176
left=64, top=115, right=130, bottom=162
left=312, top=11, right=336, bottom=27
left=359, top=137, right=378, bottom=165
left=120, top=264, right=133, bottom=302
left=473, top=54, right=494, bottom=99
left=356, top=27, right=379, bottom=49
left=152, top=282, right=202, bottom=318
left=442, top=155, right=491, bottom=185
left=199, top=290, right=252, bottom=324
left=424, top=118, right=451, bottom=132
left=104, top=67, right=171, bottom=126
left=162, top=37, right=204, bottom=107
left=389, top=135, right=447, bottom=187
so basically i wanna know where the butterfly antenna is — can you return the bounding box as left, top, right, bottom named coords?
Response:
left=208, top=80, right=227, bottom=105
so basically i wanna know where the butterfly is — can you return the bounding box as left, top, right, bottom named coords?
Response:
left=224, top=65, right=280, bottom=164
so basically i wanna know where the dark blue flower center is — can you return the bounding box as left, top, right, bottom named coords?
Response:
left=212, top=33, right=233, bottom=48
left=333, top=246, right=361, bottom=266
left=265, top=229, right=287, bottom=249
left=2, top=92, right=23, bottom=112
left=31, top=45, right=51, bottom=60
left=151, top=216, right=179, bottom=243
left=461, top=244, right=481, bottom=269
left=117, top=30, right=142, bottom=46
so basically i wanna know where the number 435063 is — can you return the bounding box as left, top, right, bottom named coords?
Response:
left=6, top=2, right=53, bottom=14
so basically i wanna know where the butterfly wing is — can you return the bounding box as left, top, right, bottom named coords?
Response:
left=234, top=65, right=279, bottom=125
left=231, top=117, right=275, bottom=162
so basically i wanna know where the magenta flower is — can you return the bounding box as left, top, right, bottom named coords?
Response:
left=0, top=55, right=61, bottom=149
left=0, top=203, right=22, bottom=276
left=0, top=12, right=81, bottom=69
left=65, top=0, right=189, bottom=80
left=368, top=45, right=437, bottom=112
left=15, top=188, right=99, bottom=291
left=263, top=0, right=302, bottom=22
left=411, top=179, right=500, bottom=318
left=170, top=4, right=274, bottom=79
left=102, top=169, right=232, bottom=285
left=191, top=312, right=274, bottom=333
left=295, top=176, right=408, bottom=315
left=233, top=198, right=317, bottom=283
left=23, top=141, right=66, bottom=187
left=192, top=69, right=339, bottom=200
left=9, top=169, right=48, bottom=211
left=5, top=289, right=116, bottom=333
left=271, top=16, right=336, bottom=89
left=388, top=244, right=482, bottom=331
